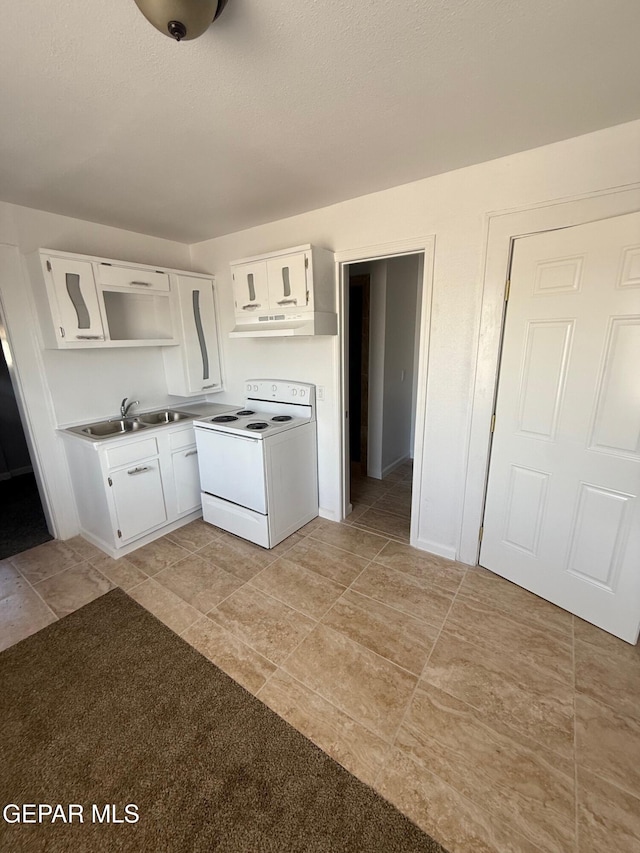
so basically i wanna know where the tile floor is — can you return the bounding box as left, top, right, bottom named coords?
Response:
left=1, top=460, right=639, bottom=852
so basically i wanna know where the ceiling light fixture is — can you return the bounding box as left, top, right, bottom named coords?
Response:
left=133, top=0, right=229, bottom=42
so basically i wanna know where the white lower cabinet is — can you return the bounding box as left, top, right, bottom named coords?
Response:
left=109, top=461, right=167, bottom=542
left=63, top=424, right=202, bottom=557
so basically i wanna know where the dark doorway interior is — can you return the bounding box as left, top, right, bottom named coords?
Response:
left=348, top=274, right=370, bottom=477
left=0, top=342, right=51, bottom=559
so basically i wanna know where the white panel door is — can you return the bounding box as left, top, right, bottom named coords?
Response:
left=480, top=212, right=640, bottom=643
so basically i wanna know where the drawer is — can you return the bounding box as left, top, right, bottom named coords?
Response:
left=169, top=426, right=196, bottom=451
left=97, top=263, right=170, bottom=292
left=105, top=437, right=159, bottom=469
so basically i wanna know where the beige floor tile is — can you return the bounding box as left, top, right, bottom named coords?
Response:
left=10, top=539, right=83, bottom=584
left=372, top=491, right=412, bottom=519
left=396, top=683, right=575, bottom=853
left=387, top=480, right=412, bottom=498
left=352, top=562, right=455, bottom=626
left=154, top=553, right=243, bottom=614
left=353, top=507, right=411, bottom=541
left=166, top=518, right=222, bottom=552
left=282, top=623, right=417, bottom=741
left=322, top=589, right=439, bottom=675
left=0, top=560, right=29, bottom=600
left=422, top=631, right=575, bottom=759
left=127, top=578, right=201, bottom=635
left=197, top=533, right=275, bottom=582
left=378, top=748, right=545, bottom=853
left=458, top=568, right=573, bottom=639
left=576, top=692, right=640, bottom=797
left=65, top=535, right=104, bottom=562
left=35, top=563, right=114, bottom=617
left=208, top=585, right=315, bottom=665
left=182, top=616, right=275, bottom=695
left=0, top=586, right=57, bottom=652
left=259, top=670, right=390, bottom=787
left=267, top=531, right=307, bottom=557
left=251, top=558, right=345, bottom=620
left=577, top=766, right=640, bottom=853
left=575, top=633, right=640, bottom=721
left=343, top=503, right=370, bottom=526
left=574, top=615, right=634, bottom=652
left=88, top=553, right=149, bottom=591
left=284, top=538, right=370, bottom=586
left=373, top=539, right=466, bottom=591
left=126, top=537, right=191, bottom=576
left=350, top=479, right=390, bottom=504
left=444, top=597, right=573, bottom=686
left=296, top=517, right=325, bottom=537
left=307, top=520, right=388, bottom=560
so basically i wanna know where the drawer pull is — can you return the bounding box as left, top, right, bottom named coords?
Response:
left=127, top=466, right=151, bottom=475
left=242, top=303, right=260, bottom=310
left=130, top=280, right=152, bottom=287
left=76, top=335, right=104, bottom=340
left=202, top=383, right=219, bottom=390
left=185, top=449, right=198, bottom=457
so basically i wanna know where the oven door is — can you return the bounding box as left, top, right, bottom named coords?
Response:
left=194, top=427, right=267, bottom=514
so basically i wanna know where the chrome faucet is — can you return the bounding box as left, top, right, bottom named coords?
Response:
left=120, top=397, right=139, bottom=418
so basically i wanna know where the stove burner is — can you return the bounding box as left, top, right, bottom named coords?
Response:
left=236, top=409, right=255, bottom=416
left=212, top=415, right=239, bottom=423
left=272, top=415, right=292, bottom=422
left=246, top=422, right=269, bottom=431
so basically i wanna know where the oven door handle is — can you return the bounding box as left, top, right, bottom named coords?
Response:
left=195, top=428, right=260, bottom=443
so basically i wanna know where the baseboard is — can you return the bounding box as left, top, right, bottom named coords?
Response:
left=382, top=455, right=410, bottom=479
left=0, top=465, right=34, bottom=481
left=410, top=536, right=459, bottom=562
left=319, top=507, right=339, bottom=522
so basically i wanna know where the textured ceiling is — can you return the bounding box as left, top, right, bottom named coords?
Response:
left=2, top=0, right=639, bottom=242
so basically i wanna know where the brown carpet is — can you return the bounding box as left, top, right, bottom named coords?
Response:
left=0, top=588, right=448, bottom=852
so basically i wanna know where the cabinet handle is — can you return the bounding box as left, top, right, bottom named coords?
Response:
left=202, top=383, right=219, bottom=390
left=76, top=335, right=104, bottom=340
left=127, top=466, right=151, bottom=475
left=185, top=449, right=198, bottom=457
left=277, top=298, right=297, bottom=306
left=130, top=281, right=152, bottom=287
left=242, top=303, right=260, bottom=310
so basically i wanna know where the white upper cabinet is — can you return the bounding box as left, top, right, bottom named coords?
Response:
left=27, top=249, right=189, bottom=349
left=231, top=260, right=270, bottom=315
left=163, top=274, right=223, bottom=396
left=230, top=244, right=336, bottom=337
left=43, top=256, right=106, bottom=345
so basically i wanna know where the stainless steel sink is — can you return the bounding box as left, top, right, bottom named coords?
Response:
left=137, top=410, right=193, bottom=425
left=81, top=419, right=149, bottom=437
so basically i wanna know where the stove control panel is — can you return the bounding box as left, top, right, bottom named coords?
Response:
left=245, top=379, right=315, bottom=405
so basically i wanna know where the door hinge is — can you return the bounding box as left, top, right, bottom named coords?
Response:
left=504, top=279, right=511, bottom=302
left=490, top=413, right=496, bottom=433
left=479, top=525, right=484, bottom=542
left=117, top=529, right=122, bottom=539
left=46, top=259, right=52, bottom=272
left=108, top=477, right=112, bottom=487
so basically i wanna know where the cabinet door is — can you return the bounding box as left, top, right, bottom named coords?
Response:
left=109, top=459, right=167, bottom=542
left=47, top=257, right=106, bottom=343
left=177, top=276, right=222, bottom=394
left=172, top=446, right=201, bottom=515
left=266, top=252, right=308, bottom=313
left=231, top=261, right=270, bottom=315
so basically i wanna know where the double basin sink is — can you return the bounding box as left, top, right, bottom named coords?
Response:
left=71, top=409, right=194, bottom=439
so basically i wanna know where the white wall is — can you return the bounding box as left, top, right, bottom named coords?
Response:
left=382, top=254, right=419, bottom=474
left=189, top=120, right=640, bottom=559
left=0, top=202, right=193, bottom=536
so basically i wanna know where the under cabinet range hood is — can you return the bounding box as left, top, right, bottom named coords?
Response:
left=229, top=244, right=337, bottom=337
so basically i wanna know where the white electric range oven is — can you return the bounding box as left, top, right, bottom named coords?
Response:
left=193, top=380, right=318, bottom=548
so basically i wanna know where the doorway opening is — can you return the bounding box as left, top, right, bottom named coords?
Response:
left=341, top=253, right=424, bottom=544
left=0, top=314, right=52, bottom=560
